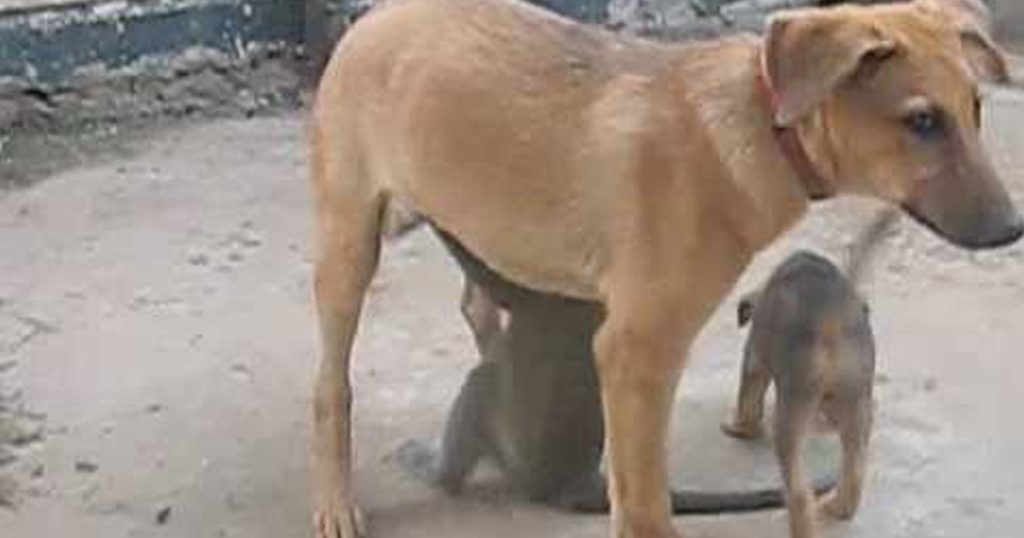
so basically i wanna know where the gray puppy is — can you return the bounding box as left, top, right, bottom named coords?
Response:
left=722, top=211, right=896, bottom=538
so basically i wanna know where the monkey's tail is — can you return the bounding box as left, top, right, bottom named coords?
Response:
left=843, top=207, right=900, bottom=290
left=667, top=473, right=837, bottom=514
left=569, top=473, right=837, bottom=514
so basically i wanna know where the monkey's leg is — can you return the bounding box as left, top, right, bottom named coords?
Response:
left=437, top=361, right=499, bottom=494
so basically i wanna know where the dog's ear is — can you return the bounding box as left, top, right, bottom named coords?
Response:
left=737, top=291, right=760, bottom=327
left=917, top=0, right=1010, bottom=83
left=959, top=30, right=1011, bottom=84
left=764, top=9, right=896, bottom=126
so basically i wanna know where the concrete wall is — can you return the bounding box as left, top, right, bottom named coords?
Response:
left=0, top=0, right=303, bottom=89
left=303, top=0, right=608, bottom=77
left=0, top=0, right=82, bottom=8
left=0, top=0, right=307, bottom=153
left=991, top=0, right=1024, bottom=42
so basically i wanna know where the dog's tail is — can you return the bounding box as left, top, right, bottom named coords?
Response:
left=736, top=290, right=761, bottom=327
left=843, top=207, right=900, bottom=290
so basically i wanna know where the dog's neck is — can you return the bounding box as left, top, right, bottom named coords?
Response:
left=671, top=37, right=820, bottom=250
left=754, top=51, right=836, bottom=202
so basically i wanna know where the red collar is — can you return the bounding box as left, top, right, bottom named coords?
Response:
left=755, top=50, right=835, bottom=202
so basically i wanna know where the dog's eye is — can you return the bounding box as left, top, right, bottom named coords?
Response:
left=903, top=108, right=946, bottom=141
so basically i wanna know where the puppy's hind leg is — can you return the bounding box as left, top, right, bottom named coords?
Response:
left=822, top=396, right=873, bottom=520
left=722, top=344, right=770, bottom=439
left=775, top=392, right=821, bottom=538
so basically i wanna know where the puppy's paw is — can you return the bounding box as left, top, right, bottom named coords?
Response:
left=819, top=490, right=857, bottom=521
left=720, top=420, right=763, bottom=440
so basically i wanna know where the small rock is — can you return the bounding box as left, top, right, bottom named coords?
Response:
left=0, top=475, right=15, bottom=507
left=229, top=363, right=252, bottom=379
left=0, top=446, right=15, bottom=468
left=0, top=421, right=42, bottom=447
left=227, top=251, right=245, bottom=263
left=225, top=491, right=244, bottom=510
left=145, top=403, right=163, bottom=414
left=155, top=505, right=172, bottom=525
left=63, top=290, right=86, bottom=301
left=922, top=377, right=938, bottom=392
left=29, top=464, right=44, bottom=479
left=20, top=410, right=45, bottom=422
left=238, top=233, right=262, bottom=248
left=187, top=252, right=210, bottom=266
left=74, top=460, right=99, bottom=474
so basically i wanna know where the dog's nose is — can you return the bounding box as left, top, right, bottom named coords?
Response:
left=978, top=214, right=1024, bottom=249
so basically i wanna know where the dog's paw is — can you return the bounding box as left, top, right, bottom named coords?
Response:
left=313, top=501, right=366, bottom=538
left=617, top=525, right=685, bottom=538
left=720, top=420, right=763, bottom=440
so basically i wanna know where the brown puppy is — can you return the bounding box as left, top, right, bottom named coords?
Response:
left=308, top=1, right=1021, bottom=536
left=721, top=210, right=897, bottom=538
left=723, top=250, right=874, bottom=538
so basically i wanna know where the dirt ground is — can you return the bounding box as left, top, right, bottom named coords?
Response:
left=2, top=80, right=1024, bottom=538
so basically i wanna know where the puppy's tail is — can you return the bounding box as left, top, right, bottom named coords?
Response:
left=736, top=290, right=761, bottom=327
left=843, top=208, right=900, bottom=290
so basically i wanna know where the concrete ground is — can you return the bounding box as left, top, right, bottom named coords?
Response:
left=2, top=85, right=1024, bottom=538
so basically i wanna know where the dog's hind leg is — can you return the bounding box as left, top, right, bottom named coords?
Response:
left=774, top=392, right=821, bottom=538
left=722, top=344, right=771, bottom=439
left=309, top=118, right=383, bottom=538
left=821, top=396, right=873, bottom=520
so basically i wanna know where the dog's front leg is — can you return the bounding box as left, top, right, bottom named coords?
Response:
left=595, top=297, right=691, bottom=538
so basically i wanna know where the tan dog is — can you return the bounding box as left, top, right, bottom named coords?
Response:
left=308, top=1, right=1022, bottom=537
